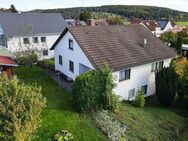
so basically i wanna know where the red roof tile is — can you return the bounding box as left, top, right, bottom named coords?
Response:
left=0, top=56, right=18, bottom=66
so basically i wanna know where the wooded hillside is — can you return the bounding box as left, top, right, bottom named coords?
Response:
left=30, top=5, right=188, bottom=21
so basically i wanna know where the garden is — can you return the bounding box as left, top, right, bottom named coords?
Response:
left=0, top=57, right=188, bottom=140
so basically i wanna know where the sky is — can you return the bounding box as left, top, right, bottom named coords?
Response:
left=0, top=0, right=188, bottom=12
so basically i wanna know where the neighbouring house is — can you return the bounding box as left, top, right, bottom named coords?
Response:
left=130, top=19, right=142, bottom=25
left=158, top=20, right=174, bottom=32
left=51, top=25, right=176, bottom=100
left=66, top=19, right=87, bottom=27
left=0, top=13, right=67, bottom=60
left=167, top=25, right=186, bottom=33
left=85, top=19, right=109, bottom=26
left=0, top=46, right=17, bottom=78
left=131, top=19, right=178, bottom=37
left=139, top=20, right=162, bottom=37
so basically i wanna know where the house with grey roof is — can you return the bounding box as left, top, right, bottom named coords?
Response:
left=158, top=20, right=174, bottom=32
left=51, top=25, right=176, bottom=100
left=0, top=13, right=67, bottom=60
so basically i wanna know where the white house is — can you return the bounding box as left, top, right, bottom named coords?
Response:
left=139, top=20, right=163, bottom=37
left=158, top=20, right=174, bottom=32
left=0, top=13, right=67, bottom=60
left=51, top=25, right=176, bottom=100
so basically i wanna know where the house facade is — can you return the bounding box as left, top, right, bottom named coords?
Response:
left=139, top=20, right=162, bottom=37
left=0, top=13, right=67, bottom=60
left=131, top=19, right=176, bottom=37
left=158, top=20, right=174, bottom=32
left=51, top=25, right=176, bottom=100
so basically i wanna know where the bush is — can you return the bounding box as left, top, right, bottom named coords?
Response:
left=79, top=11, right=92, bottom=21
left=171, top=58, right=188, bottom=108
left=72, top=65, right=120, bottom=113
left=94, top=110, right=127, bottom=141
left=16, top=53, right=38, bottom=66
left=0, top=74, right=46, bottom=141
left=155, top=67, right=178, bottom=106
left=54, top=129, right=74, bottom=141
left=133, top=88, right=145, bottom=108
left=182, top=37, right=188, bottom=44
left=38, top=58, right=55, bottom=70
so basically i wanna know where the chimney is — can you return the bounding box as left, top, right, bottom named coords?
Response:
left=86, top=19, right=96, bottom=26
left=144, top=38, right=147, bottom=47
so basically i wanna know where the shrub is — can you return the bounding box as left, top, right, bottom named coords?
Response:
left=72, top=64, right=120, bottom=113
left=175, top=37, right=182, bottom=55
left=38, top=58, right=55, bottom=70
left=0, top=74, right=46, bottom=141
left=16, top=53, right=38, bottom=66
left=155, top=67, right=178, bottom=106
left=54, top=129, right=74, bottom=141
left=133, top=88, right=145, bottom=108
left=94, top=110, right=127, bottom=141
left=171, top=58, right=188, bottom=107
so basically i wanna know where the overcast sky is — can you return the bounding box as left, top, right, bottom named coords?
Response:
left=0, top=0, right=188, bottom=12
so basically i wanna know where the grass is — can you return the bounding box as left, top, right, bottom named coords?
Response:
left=15, top=66, right=107, bottom=141
left=176, top=22, right=188, bottom=27
left=15, top=66, right=188, bottom=141
left=117, top=97, right=188, bottom=141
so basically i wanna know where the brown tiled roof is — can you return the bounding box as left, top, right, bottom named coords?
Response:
left=130, top=19, right=142, bottom=24
left=141, top=20, right=160, bottom=31
left=51, top=25, right=176, bottom=71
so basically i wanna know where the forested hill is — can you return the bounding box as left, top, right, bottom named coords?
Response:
left=30, top=5, right=188, bottom=21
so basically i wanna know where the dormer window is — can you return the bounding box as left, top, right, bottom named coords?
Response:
left=69, top=39, right=73, bottom=50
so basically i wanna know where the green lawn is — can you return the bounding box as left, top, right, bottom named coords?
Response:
left=15, top=66, right=107, bottom=141
left=117, top=98, right=188, bottom=141
left=15, top=66, right=188, bottom=141
left=176, top=22, right=188, bottom=27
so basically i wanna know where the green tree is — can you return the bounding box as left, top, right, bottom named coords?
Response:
left=79, top=11, right=92, bottom=21
left=155, top=67, right=178, bottom=106
left=171, top=58, right=188, bottom=107
left=10, top=4, right=18, bottom=13
left=72, top=65, right=120, bottom=113
left=107, top=16, right=124, bottom=25
left=160, top=31, right=177, bottom=47
left=0, top=74, right=46, bottom=141
left=175, top=37, right=182, bottom=55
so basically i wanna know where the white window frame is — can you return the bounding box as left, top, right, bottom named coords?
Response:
left=151, top=61, right=164, bottom=72
left=119, top=69, right=131, bottom=82
left=69, top=39, right=73, bottom=50
left=128, top=88, right=135, bottom=99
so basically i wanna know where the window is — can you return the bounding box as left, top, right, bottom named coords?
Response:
left=33, top=37, right=38, bottom=43
left=69, top=39, right=73, bottom=50
left=128, top=89, right=135, bottom=99
left=151, top=61, right=164, bottom=72
left=119, top=69, right=131, bottom=81
left=141, top=85, right=147, bottom=95
left=59, top=55, right=62, bottom=65
left=69, top=60, right=74, bottom=73
left=43, top=50, right=48, bottom=56
left=41, top=37, right=46, bottom=43
left=23, top=38, right=29, bottom=44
